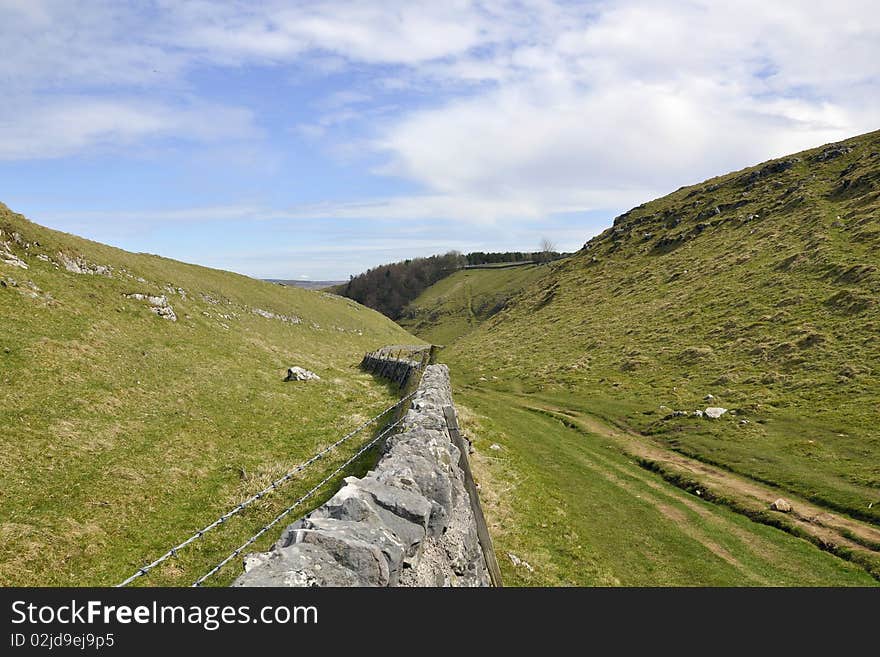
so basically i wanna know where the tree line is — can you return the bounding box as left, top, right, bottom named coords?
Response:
left=334, top=247, right=565, bottom=319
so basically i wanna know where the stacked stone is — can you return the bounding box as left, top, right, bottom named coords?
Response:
left=232, top=364, right=490, bottom=587
left=360, top=352, right=422, bottom=387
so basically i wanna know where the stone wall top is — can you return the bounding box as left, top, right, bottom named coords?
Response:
left=232, top=363, right=490, bottom=587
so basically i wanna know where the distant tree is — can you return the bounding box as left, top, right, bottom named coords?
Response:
left=537, top=237, right=557, bottom=263
left=338, top=246, right=568, bottom=318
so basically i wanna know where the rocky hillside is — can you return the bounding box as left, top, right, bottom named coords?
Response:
left=0, top=203, right=420, bottom=585
left=447, top=130, right=880, bottom=526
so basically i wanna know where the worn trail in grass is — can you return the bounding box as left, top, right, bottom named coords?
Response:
left=457, top=387, right=877, bottom=586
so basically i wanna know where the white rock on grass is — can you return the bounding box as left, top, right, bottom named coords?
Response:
left=58, top=252, right=111, bottom=276
left=151, top=305, right=177, bottom=321
left=1, top=243, right=28, bottom=269
left=252, top=307, right=302, bottom=324
left=770, top=498, right=792, bottom=513
left=507, top=552, right=534, bottom=572
left=123, top=292, right=177, bottom=320
left=285, top=366, right=320, bottom=382
left=704, top=407, right=728, bottom=419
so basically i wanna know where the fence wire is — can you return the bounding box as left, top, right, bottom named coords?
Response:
left=192, top=415, right=404, bottom=586
left=116, top=392, right=415, bottom=587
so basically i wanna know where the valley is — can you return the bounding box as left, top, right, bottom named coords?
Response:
left=387, top=129, right=880, bottom=584
left=3, top=129, right=879, bottom=587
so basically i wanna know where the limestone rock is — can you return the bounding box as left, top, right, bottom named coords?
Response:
left=293, top=525, right=392, bottom=586
left=253, top=307, right=301, bottom=324
left=770, top=498, right=792, bottom=513
left=1, top=243, right=28, bottom=269
left=344, top=476, right=432, bottom=532
left=704, top=407, right=728, bottom=419
left=285, top=366, right=320, bottom=381
left=316, top=492, right=426, bottom=558
left=123, top=292, right=176, bottom=320
left=508, top=552, right=535, bottom=572
left=233, top=543, right=363, bottom=587
left=373, top=450, right=455, bottom=537
left=58, top=252, right=111, bottom=276
left=151, top=305, right=177, bottom=321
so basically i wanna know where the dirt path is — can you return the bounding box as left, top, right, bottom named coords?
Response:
left=519, top=398, right=880, bottom=578
left=554, top=436, right=771, bottom=582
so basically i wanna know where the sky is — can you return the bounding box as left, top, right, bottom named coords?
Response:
left=0, top=1, right=878, bottom=280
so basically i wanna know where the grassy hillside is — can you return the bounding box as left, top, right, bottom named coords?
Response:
left=398, top=264, right=549, bottom=344
left=455, top=389, right=875, bottom=586
left=335, top=250, right=565, bottom=321
left=0, top=203, right=421, bottom=586
left=444, top=130, right=880, bottom=583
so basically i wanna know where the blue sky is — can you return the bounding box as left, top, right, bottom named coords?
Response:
left=1, top=1, right=878, bottom=279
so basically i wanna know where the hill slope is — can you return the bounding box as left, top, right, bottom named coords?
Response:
left=0, top=203, right=421, bottom=585
left=443, top=130, right=880, bottom=583
left=398, top=263, right=549, bottom=344
left=335, top=250, right=566, bottom=321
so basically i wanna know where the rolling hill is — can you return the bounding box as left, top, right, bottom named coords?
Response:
left=0, top=203, right=421, bottom=585
left=397, top=263, right=549, bottom=344
left=437, top=130, right=880, bottom=584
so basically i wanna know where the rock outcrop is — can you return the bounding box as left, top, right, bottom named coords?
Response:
left=1, top=242, right=28, bottom=269
left=123, top=293, right=177, bottom=321
left=251, top=307, right=301, bottom=324
left=233, top=364, right=490, bottom=587
left=58, top=252, right=111, bottom=276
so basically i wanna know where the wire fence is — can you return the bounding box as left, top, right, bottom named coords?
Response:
left=192, top=415, right=404, bottom=586
left=116, top=391, right=416, bottom=587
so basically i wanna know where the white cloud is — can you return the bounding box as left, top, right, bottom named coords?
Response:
left=36, top=187, right=650, bottom=228
left=267, top=190, right=656, bottom=224
left=0, top=1, right=186, bottom=89
left=168, top=1, right=492, bottom=65
left=364, top=1, right=880, bottom=220
left=0, top=97, right=257, bottom=160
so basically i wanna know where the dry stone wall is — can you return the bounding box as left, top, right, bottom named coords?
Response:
left=359, top=346, right=430, bottom=388
left=232, top=363, right=490, bottom=587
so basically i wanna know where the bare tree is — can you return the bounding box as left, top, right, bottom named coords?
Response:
left=538, top=237, right=557, bottom=263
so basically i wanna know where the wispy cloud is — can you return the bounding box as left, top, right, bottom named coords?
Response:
left=0, top=96, right=257, bottom=160
left=39, top=186, right=657, bottom=228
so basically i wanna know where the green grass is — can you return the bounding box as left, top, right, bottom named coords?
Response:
left=398, top=264, right=549, bottom=344
left=457, top=387, right=876, bottom=586
left=446, top=129, right=880, bottom=528
left=0, top=203, right=423, bottom=586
